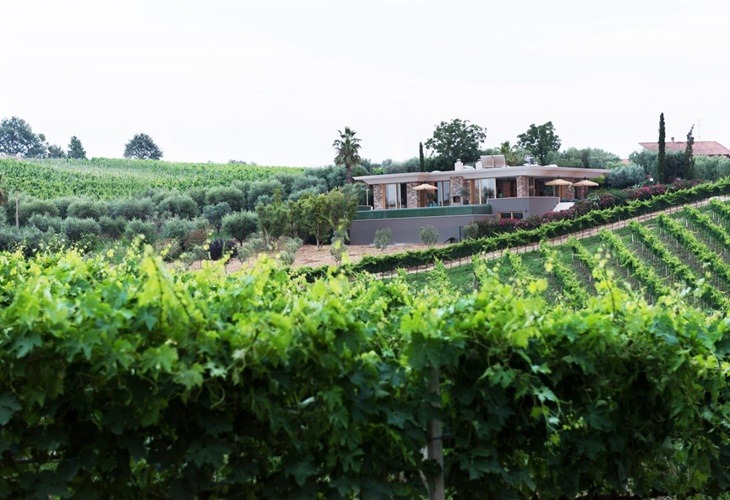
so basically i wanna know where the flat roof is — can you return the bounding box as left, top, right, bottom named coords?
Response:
left=354, top=165, right=610, bottom=185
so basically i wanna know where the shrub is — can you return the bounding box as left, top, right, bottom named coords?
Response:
left=124, top=219, right=158, bottom=243
left=205, top=186, right=244, bottom=212
left=330, top=236, right=347, bottom=266
left=53, top=196, right=83, bottom=219
left=111, top=198, right=156, bottom=221
left=279, top=236, right=303, bottom=254
left=606, top=164, right=646, bottom=189
left=244, top=235, right=267, bottom=252
left=161, top=217, right=196, bottom=241
left=63, top=217, right=102, bottom=243
left=462, top=222, right=479, bottom=240
left=373, top=227, right=392, bottom=251
left=67, top=199, right=109, bottom=220
left=420, top=225, right=439, bottom=246
left=188, top=187, right=208, bottom=208
left=28, top=213, right=63, bottom=233
left=98, top=216, right=127, bottom=239
left=18, top=199, right=59, bottom=226
left=157, top=193, right=199, bottom=219
left=0, top=226, right=43, bottom=252
left=277, top=250, right=296, bottom=266
left=233, top=243, right=252, bottom=262
left=221, top=211, right=259, bottom=243
left=208, top=238, right=237, bottom=261
left=182, top=228, right=209, bottom=250
left=153, top=238, right=183, bottom=261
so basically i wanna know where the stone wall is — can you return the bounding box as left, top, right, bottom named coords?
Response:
left=516, top=176, right=530, bottom=198
left=449, top=176, right=464, bottom=205
left=564, top=178, right=578, bottom=200
left=406, top=182, right=419, bottom=208
left=373, top=184, right=384, bottom=210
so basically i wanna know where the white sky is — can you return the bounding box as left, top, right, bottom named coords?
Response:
left=2, top=0, right=729, bottom=167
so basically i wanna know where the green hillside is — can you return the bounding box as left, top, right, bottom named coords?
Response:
left=0, top=157, right=304, bottom=199
left=406, top=198, right=730, bottom=311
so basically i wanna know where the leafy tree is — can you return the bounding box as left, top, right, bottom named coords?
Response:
left=221, top=211, right=259, bottom=244
left=296, top=193, right=331, bottom=248
left=629, top=149, right=658, bottom=178
left=47, top=145, right=66, bottom=158
left=124, top=133, right=163, bottom=160
left=684, top=125, right=695, bottom=179
left=68, top=136, right=87, bottom=159
left=548, top=147, right=620, bottom=169
left=664, top=152, right=685, bottom=181
left=328, top=186, right=359, bottom=234
left=425, top=119, right=486, bottom=171
left=203, top=202, right=232, bottom=232
left=516, top=121, right=561, bottom=165
left=0, top=116, right=47, bottom=157
left=333, top=127, right=362, bottom=184
left=606, top=164, right=645, bottom=188
left=256, top=190, right=292, bottom=247
left=205, top=186, right=245, bottom=212
left=658, top=113, right=666, bottom=183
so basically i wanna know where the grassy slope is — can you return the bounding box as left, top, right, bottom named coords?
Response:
left=404, top=200, right=730, bottom=310
left=0, top=157, right=304, bottom=199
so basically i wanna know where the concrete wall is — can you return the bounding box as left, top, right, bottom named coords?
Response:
left=350, top=197, right=561, bottom=245
left=488, top=197, right=559, bottom=218
left=351, top=214, right=494, bottom=245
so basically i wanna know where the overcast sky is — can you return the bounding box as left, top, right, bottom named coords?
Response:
left=2, top=0, right=729, bottom=167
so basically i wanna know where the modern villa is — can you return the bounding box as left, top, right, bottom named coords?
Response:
left=351, top=155, right=610, bottom=244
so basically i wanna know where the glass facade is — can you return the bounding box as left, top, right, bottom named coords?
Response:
left=476, top=178, right=496, bottom=204
left=385, top=183, right=408, bottom=209
left=436, top=180, right=450, bottom=206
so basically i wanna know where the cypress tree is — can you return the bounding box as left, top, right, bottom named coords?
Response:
left=684, top=125, right=695, bottom=180
left=419, top=142, right=425, bottom=172
left=657, top=113, right=666, bottom=183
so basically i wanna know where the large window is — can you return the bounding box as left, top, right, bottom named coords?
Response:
left=476, top=178, right=496, bottom=204
left=436, top=180, right=450, bottom=206
left=384, top=183, right=408, bottom=209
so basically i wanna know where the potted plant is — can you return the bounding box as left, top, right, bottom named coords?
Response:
left=460, top=185, right=471, bottom=205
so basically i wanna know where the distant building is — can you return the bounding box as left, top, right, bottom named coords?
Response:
left=638, top=140, right=730, bottom=157
left=350, top=156, right=608, bottom=244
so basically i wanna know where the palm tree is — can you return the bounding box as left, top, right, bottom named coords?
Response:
left=499, top=141, right=521, bottom=166
left=333, top=127, right=362, bottom=184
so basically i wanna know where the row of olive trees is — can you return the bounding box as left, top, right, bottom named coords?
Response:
left=0, top=116, right=162, bottom=160
left=0, top=183, right=359, bottom=261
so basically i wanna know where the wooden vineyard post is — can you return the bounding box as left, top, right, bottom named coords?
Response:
left=427, top=367, right=445, bottom=500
